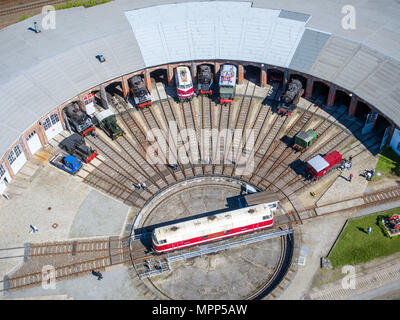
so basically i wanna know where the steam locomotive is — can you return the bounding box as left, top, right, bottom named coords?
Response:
left=197, top=64, right=213, bottom=95
left=277, top=79, right=304, bottom=116
left=128, top=75, right=151, bottom=108
left=64, top=101, right=95, bottom=136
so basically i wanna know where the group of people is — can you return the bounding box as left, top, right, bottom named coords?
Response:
left=340, top=156, right=353, bottom=171
left=132, top=182, right=147, bottom=190
left=339, top=156, right=376, bottom=182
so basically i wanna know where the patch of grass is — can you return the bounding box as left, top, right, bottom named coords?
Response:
left=374, top=146, right=400, bottom=180
left=18, top=14, right=31, bottom=21
left=55, top=0, right=112, bottom=10
left=328, top=208, right=400, bottom=269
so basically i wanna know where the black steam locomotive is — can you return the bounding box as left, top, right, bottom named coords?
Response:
left=64, top=101, right=95, bottom=136
left=277, top=79, right=304, bottom=116
left=197, top=65, right=213, bottom=95
left=128, top=75, right=151, bottom=108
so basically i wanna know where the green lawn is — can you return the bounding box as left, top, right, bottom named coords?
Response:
left=55, top=0, right=112, bottom=10
left=374, top=146, right=400, bottom=180
left=328, top=208, right=400, bottom=269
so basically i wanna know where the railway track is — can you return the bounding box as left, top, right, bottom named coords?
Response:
left=2, top=183, right=398, bottom=293
left=0, top=0, right=67, bottom=16
left=0, top=237, right=132, bottom=292
left=9, top=82, right=390, bottom=298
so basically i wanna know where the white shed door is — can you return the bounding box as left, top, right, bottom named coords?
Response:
left=0, top=164, right=10, bottom=194
left=27, top=130, right=42, bottom=155
left=43, top=113, right=63, bottom=141
left=8, top=145, right=27, bottom=174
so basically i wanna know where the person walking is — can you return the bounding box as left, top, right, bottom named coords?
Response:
left=29, top=225, right=39, bottom=233
left=366, top=171, right=372, bottom=181
left=92, top=270, right=103, bottom=280
left=142, top=182, right=147, bottom=190
left=370, top=169, right=375, bottom=180
left=367, top=226, right=372, bottom=235
left=348, top=173, right=353, bottom=182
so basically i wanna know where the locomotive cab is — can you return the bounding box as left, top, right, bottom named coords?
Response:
left=197, top=65, right=213, bottom=95
left=294, top=130, right=318, bottom=152
left=175, top=66, right=194, bottom=102
left=277, top=79, right=304, bottom=116
left=219, top=64, right=237, bottom=104
left=128, top=75, right=151, bottom=108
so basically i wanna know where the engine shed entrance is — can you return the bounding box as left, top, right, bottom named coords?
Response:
left=311, top=81, right=329, bottom=105
left=244, top=65, right=261, bottom=86
left=333, top=90, right=351, bottom=108
left=150, top=69, right=168, bottom=86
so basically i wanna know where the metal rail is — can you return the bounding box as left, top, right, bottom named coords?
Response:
left=167, top=228, right=292, bottom=263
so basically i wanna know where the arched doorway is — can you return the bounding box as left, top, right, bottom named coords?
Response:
left=312, top=81, right=329, bottom=105
left=244, top=65, right=261, bottom=86
left=333, top=90, right=351, bottom=108
left=150, top=68, right=168, bottom=86
left=355, top=101, right=371, bottom=123
left=267, top=69, right=284, bottom=87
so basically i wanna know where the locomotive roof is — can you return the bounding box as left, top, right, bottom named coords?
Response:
left=60, top=133, right=84, bottom=147
left=95, top=109, right=115, bottom=122
left=307, top=154, right=329, bottom=172
left=128, top=75, right=143, bottom=85
left=296, top=130, right=313, bottom=143
left=243, top=190, right=279, bottom=207
left=175, top=66, right=192, bottom=85
left=153, top=203, right=272, bottom=244
left=3, top=1, right=400, bottom=162
left=219, top=64, right=237, bottom=86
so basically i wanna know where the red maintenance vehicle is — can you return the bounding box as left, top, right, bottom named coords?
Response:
left=175, top=66, right=194, bottom=102
left=306, top=151, right=343, bottom=180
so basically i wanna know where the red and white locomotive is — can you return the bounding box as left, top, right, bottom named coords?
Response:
left=151, top=203, right=274, bottom=253
left=175, top=66, right=194, bottom=102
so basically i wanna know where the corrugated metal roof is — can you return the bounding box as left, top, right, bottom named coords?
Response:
left=125, top=2, right=307, bottom=66
left=279, top=9, right=310, bottom=22
left=0, top=0, right=145, bottom=159
left=1, top=0, right=400, bottom=161
left=289, top=28, right=330, bottom=73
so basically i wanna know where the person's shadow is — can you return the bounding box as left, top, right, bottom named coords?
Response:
left=357, top=227, right=368, bottom=234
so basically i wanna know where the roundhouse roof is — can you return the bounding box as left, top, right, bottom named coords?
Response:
left=1, top=0, right=400, bottom=160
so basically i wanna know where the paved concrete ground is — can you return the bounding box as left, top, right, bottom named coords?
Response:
left=278, top=213, right=350, bottom=300
left=317, top=150, right=379, bottom=206
left=0, top=148, right=132, bottom=296
left=0, top=153, right=91, bottom=282
left=69, top=190, right=130, bottom=239
left=3, top=265, right=146, bottom=300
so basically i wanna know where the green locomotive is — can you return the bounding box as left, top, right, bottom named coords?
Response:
left=293, top=130, right=318, bottom=152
